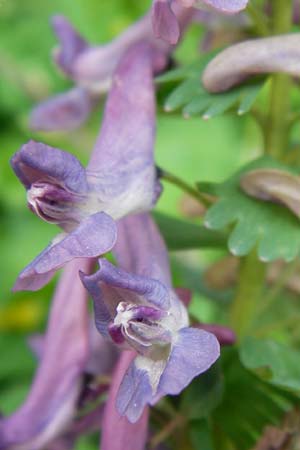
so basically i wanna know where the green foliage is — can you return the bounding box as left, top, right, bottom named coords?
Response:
left=240, top=337, right=300, bottom=393
left=198, top=157, right=300, bottom=262
left=181, top=363, right=223, bottom=420
left=212, top=349, right=298, bottom=450
left=157, top=53, right=264, bottom=119
left=153, top=211, right=226, bottom=250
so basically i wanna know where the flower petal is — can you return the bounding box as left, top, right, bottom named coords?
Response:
left=115, top=213, right=171, bottom=287
left=87, top=43, right=157, bottom=208
left=200, top=0, right=248, bottom=13
left=11, top=140, right=88, bottom=193
left=82, top=258, right=170, bottom=313
left=102, top=351, right=149, bottom=448
left=115, top=354, right=153, bottom=424
left=52, top=15, right=87, bottom=75
left=14, top=212, right=117, bottom=291
left=30, top=87, right=93, bottom=132
left=202, top=34, right=300, bottom=93
left=152, top=0, right=180, bottom=45
left=158, top=327, right=220, bottom=395
left=0, top=258, right=91, bottom=450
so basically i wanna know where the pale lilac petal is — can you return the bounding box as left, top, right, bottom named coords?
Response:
left=201, top=0, right=249, bottom=13
left=115, top=213, right=171, bottom=287
left=85, top=321, right=119, bottom=375
left=152, top=0, right=180, bottom=45
left=87, top=43, right=157, bottom=207
left=11, top=140, right=88, bottom=193
left=101, top=351, right=149, bottom=449
left=0, top=258, right=91, bottom=450
left=52, top=15, right=87, bottom=75
left=13, top=212, right=117, bottom=291
left=30, top=88, right=93, bottom=132
left=158, top=327, right=220, bottom=395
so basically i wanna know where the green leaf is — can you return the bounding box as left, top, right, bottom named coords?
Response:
left=213, top=348, right=298, bottom=450
left=198, top=157, right=300, bottom=262
left=153, top=211, right=227, bottom=250
left=181, top=363, right=223, bottom=420
left=189, top=419, right=214, bottom=450
left=240, top=337, right=300, bottom=393
left=157, top=52, right=264, bottom=119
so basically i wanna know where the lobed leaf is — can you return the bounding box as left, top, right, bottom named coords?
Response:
left=198, top=157, right=300, bottom=262
left=156, top=52, right=264, bottom=119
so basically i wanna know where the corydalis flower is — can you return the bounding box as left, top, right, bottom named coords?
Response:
left=152, top=0, right=249, bottom=44
left=11, top=43, right=159, bottom=291
left=81, top=213, right=220, bottom=423
left=30, top=11, right=179, bottom=132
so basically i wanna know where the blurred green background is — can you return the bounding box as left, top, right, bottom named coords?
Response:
left=0, top=0, right=261, bottom=447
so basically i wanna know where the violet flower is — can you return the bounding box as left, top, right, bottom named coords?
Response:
left=80, top=213, right=220, bottom=423
left=30, top=10, right=182, bottom=132
left=152, top=0, right=249, bottom=44
left=11, top=42, right=159, bottom=291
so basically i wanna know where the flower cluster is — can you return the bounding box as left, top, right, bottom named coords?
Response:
left=0, top=2, right=246, bottom=448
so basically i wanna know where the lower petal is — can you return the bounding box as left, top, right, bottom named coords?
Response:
left=13, top=212, right=117, bottom=291
left=157, top=327, right=220, bottom=395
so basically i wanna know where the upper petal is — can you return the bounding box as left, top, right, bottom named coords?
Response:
left=14, top=212, right=117, bottom=291
left=51, top=15, right=87, bottom=75
left=11, top=140, right=88, bottom=193
left=152, top=0, right=180, bottom=45
left=82, top=258, right=170, bottom=311
left=0, top=258, right=91, bottom=450
left=86, top=42, right=156, bottom=203
left=30, top=87, right=93, bottom=132
left=157, top=327, right=220, bottom=395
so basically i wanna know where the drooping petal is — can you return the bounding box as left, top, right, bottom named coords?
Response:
left=113, top=353, right=152, bottom=426
left=72, top=15, right=170, bottom=92
left=198, top=0, right=249, bottom=14
left=51, top=15, right=87, bottom=75
left=152, top=0, right=180, bottom=45
left=157, top=327, right=220, bottom=395
left=240, top=168, right=300, bottom=219
left=11, top=140, right=88, bottom=193
left=101, top=351, right=149, bottom=449
left=0, top=258, right=92, bottom=450
left=86, top=43, right=157, bottom=209
left=30, top=87, right=93, bottom=132
left=13, top=212, right=117, bottom=291
left=202, top=34, right=300, bottom=93
left=115, top=213, right=171, bottom=287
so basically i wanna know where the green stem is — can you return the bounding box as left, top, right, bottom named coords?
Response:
left=158, top=167, right=212, bottom=207
left=230, top=1, right=293, bottom=339
left=246, top=3, right=270, bottom=36
left=229, top=250, right=266, bottom=339
left=264, top=0, right=293, bottom=159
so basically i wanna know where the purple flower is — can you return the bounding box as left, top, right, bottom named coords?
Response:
left=80, top=213, right=220, bottom=423
left=152, top=0, right=249, bottom=44
left=0, top=258, right=119, bottom=450
left=30, top=12, right=175, bottom=131
left=12, top=43, right=160, bottom=291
